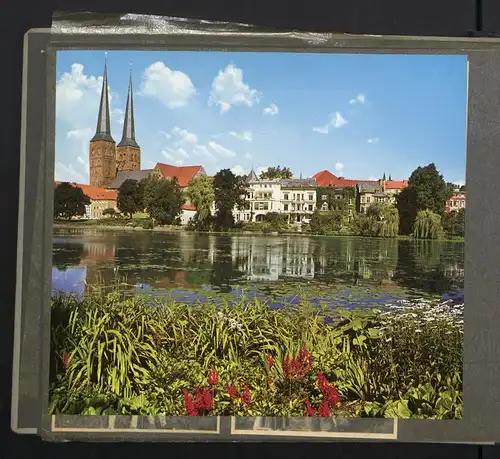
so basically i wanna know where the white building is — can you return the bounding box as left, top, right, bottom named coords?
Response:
left=234, top=170, right=317, bottom=224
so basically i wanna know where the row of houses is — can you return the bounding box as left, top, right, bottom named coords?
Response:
left=56, top=163, right=466, bottom=224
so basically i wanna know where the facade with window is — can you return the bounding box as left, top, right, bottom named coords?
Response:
left=446, top=191, right=466, bottom=213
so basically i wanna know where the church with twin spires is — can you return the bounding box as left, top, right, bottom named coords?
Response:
left=89, top=60, right=142, bottom=188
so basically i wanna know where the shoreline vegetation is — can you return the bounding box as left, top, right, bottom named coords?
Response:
left=53, top=220, right=465, bottom=243
left=50, top=283, right=463, bottom=419
left=54, top=163, right=466, bottom=242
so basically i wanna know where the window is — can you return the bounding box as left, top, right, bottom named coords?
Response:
left=308, top=204, right=313, bottom=211
left=284, top=193, right=289, bottom=200
left=367, top=197, right=371, bottom=203
left=308, top=194, right=314, bottom=201
left=321, top=194, right=327, bottom=201
left=284, top=204, right=289, bottom=211
left=361, top=196, right=365, bottom=203
left=321, top=203, right=328, bottom=211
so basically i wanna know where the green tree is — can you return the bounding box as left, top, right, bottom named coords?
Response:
left=366, top=203, right=399, bottom=238
left=102, top=208, right=116, bottom=218
left=186, top=175, right=215, bottom=230
left=263, top=212, right=288, bottom=231
left=54, top=182, right=90, bottom=220
left=413, top=209, right=443, bottom=239
left=138, top=174, right=163, bottom=212
left=213, top=169, right=248, bottom=230
left=397, top=163, right=452, bottom=234
left=443, top=208, right=465, bottom=238
left=259, top=165, right=293, bottom=180
left=117, top=179, right=142, bottom=218
left=147, top=178, right=185, bottom=225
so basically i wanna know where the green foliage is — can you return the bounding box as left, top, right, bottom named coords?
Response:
left=413, top=209, right=443, bottom=239
left=259, top=166, right=293, bottom=180
left=350, top=203, right=399, bottom=238
left=54, top=182, right=91, bottom=220
left=138, top=174, right=163, bottom=212
left=397, top=163, right=452, bottom=234
left=213, top=169, right=248, bottom=231
left=147, top=178, right=185, bottom=225
left=117, top=179, right=142, bottom=218
left=102, top=208, right=117, bottom=218
left=186, top=175, right=215, bottom=230
left=443, top=209, right=465, bottom=238
left=309, top=210, right=345, bottom=235
left=50, top=284, right=463, bottom=419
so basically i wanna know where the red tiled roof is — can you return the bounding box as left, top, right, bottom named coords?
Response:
left=182, top=203, right=196, bottom=211
left=384, top=180, right=408, bottom=190
left=155, top=163, right=203, bottom=188
left=55, top=181, right=117, bottom=201
left=313, top=170, right=377, bottom=188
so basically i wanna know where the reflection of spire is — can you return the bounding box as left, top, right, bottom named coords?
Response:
left=91, top=55, right=114, bottom=143
left=117, top=64, right=139, bottom=148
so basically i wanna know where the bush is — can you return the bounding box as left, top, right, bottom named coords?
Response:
left=49, top=285, right=463, bottom=419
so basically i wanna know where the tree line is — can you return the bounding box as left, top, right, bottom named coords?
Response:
left=53, top=163, right=465, bottom=240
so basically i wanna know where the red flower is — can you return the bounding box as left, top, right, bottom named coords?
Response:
left=195, top=387, right=213, bottom=410
left=208, top=369, right=219, bottom=386
left=267, top=378, right=273, bottom=386
left=316, top=371, right=341, bottom=406
left=63, top=351, right=70, bottom=370
left=305, top=400, right=314, bottom=417
left=317, top=399, right=330, bottom=417
left=183, top=389, right=198, bottom=416
left=241, top=384, right=251, bottom=406
left=283, top=347, right=314, bottom=381
left=226, top=384, right=239, bottom=399
left=266, top=354, right=273, bottom=368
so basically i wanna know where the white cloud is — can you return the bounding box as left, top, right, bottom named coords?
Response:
left=139, top=61, right=196, bottom=109
left=367, top=137, right=379, bottom=144
left=244, top=152, right=252, bottom=159
left=55, top=161, right=87, bottom=184
left=312, top=112, right=347, bottom=134
left=171, top=127, right=198, bottom=146
left=349, top=93, right=366, bottom=105
left=209, top=64, right=260, bottom=113
left=159, top=130, right=171, bottom=140
left=333, top=112, right=347, bottom=128
left=229, top=130, right=252, bottom=141
left=208, top=141, right=236, bottom=158
left=453, top=180, right=466, bottom=187
left=263, top=104, right=279, bottom=116
left=231, top=165, right=247, bottom=176
left=312, top=125, right=329, bottom=134
left=335, top=162, right=344, bottom=171
left=67, top=127, right=94, bottom=157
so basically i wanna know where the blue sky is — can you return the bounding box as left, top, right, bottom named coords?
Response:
left=55, top=50, right=468, bottom=185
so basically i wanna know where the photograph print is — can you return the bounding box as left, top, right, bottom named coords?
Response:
left=49, top=50, right=467, bottom=421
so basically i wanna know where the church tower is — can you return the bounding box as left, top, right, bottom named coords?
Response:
left=116, top=68, right=140, bottom=172
left=89, top=57, right=116, bottom=188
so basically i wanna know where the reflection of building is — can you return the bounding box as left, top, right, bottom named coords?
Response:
left=234, top=171, right=317, bottom=224
left=81, top=241, right=116, bottom=263
left=446, top=190, right=466, bottom=213
left=231, top=237, right=315, bottom=281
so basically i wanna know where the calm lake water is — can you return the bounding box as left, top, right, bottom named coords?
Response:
left=52, top=228, right=465, bottom=309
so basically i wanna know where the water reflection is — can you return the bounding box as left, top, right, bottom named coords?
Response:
left=52, top=229, right=465, bottom=302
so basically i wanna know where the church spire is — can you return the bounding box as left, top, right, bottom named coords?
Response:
left=91, top=55, right=114, bottom=143
left=117, top=65, right=139, bottom=148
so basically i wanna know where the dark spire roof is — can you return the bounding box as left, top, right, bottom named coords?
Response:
left=117, top=67, right=139, bottom=148
left=91, top=57, right=114, bottom=143
left=246, top=169, right=259, bottom=182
